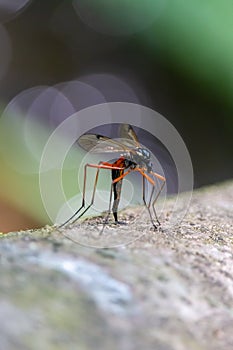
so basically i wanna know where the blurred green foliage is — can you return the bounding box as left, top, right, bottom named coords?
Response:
left=143, top=1, right=233, bottom=124
left=91, top=0, right=233, bottom=126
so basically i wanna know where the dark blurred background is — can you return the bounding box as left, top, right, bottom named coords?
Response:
left=0, top=0, right=232, bottom=232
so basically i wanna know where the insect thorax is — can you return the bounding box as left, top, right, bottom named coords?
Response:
left=123, top=148, right=152, bottom=171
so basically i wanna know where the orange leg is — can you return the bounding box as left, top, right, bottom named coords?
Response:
left=59, top=160, right=166, bottom=229
left=112, top=168, right=165, bottom=229
left=140, top=170, right=161, bottom=229
left=59, top=162, right=126, bottom=227
left=150, top=172, right=166, bottom=224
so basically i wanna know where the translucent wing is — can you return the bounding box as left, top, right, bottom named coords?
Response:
left=78, top=134, right=130, bottom=153
left=119, top=124, right=140, bottom=148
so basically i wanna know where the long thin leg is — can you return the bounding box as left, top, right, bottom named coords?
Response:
left=144, top=171, right=166, bottom=227
left=104, top=167, right=165, bottom=229
left=112, top=179, right=123, bottom=223
left=142, top=171, right=158, bottom=229
left=124, top=167, right=164, bottom=228
left=59, top=163, right=96, bottom=227
left=60, top=163, right=166, bottom=229
left=59, top=162, right=126, bottom=227
left=70, top=164, right=101, bottom=224
left=111, top=168, right=133, bottom=223
left=59, top=163, right=89, bottom=227
left=106, top=182, right=114, bottom=223
left=74, top=163, right=127, bottom=224
left=111, top=167, right=157, bottom=227
left=99, top=182, right=114, bottom=235
left=151, top=174, right=166, bottom=223
left=145, top=175, right=160, bottom=226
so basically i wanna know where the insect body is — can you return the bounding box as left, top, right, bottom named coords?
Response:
left=60, top=124, right=166, bottom=229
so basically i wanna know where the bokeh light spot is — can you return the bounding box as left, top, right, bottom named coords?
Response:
left=0, top=0, right=32, bottom=23
left=73, top=0, right=166, bottom=37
